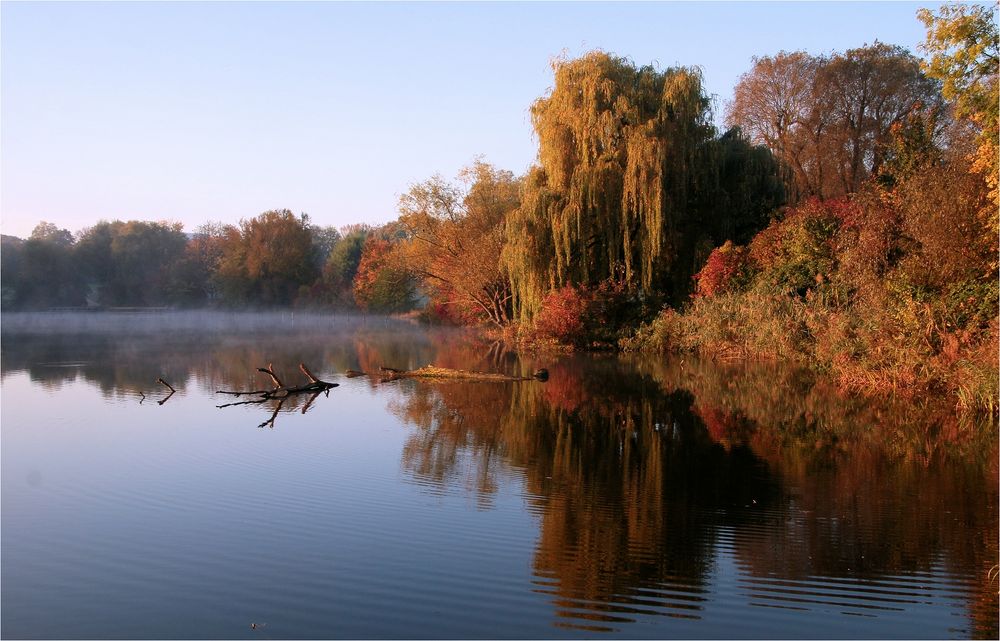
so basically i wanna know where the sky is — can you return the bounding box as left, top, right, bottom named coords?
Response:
left=1, top=1, right=941, bottom=239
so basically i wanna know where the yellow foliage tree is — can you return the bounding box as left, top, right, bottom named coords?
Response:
left=396, top=160, right=520, bottom=326
left=919, top=3, right=1000, bottom=231
left=505, top=52, right=782, bottom=320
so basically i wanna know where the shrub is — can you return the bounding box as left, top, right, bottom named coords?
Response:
left=620, top=307, right=688, bottom=353
left=750, top=198, right=844, bottom=296
left=694, top=241, right=753, bottom=298
left=533, top=285, right=593, bottom=345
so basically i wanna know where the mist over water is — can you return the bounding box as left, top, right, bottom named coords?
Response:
left=1, top=312, right=996, bottom=639
left=1, top=310, right=424, bottom=336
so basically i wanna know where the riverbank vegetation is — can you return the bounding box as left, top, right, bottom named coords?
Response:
left=2, top=5, right=995, bottom=411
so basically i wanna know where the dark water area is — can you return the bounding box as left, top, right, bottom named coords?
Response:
left=2, top=312, right=997, bottom=639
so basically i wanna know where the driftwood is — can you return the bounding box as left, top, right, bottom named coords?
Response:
left=216, top=363, right=339, bottom=428
left=155, top=377, right=176, bottom=405
left=351, top=365, right=548, bottom=383
left=139, top=377, right=175, bottom=405
left=217, top=363, right=338, bottom=401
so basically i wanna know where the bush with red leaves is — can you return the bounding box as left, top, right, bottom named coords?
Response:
left=694, top=240, right=752, bottom=298
left=533, top=285, right=594, bottom=345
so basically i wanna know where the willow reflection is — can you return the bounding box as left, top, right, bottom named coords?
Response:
left=392, top=361, right=781, bottom=630
left=392, top=356, right=998, bottom=636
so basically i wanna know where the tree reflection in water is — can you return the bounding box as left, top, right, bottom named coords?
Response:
left=391, top=352, right=998, bottom=637
left=2, top=317, right=995, bottom=637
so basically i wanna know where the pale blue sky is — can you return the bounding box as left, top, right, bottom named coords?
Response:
left=2, top=1, right=938, bottom=239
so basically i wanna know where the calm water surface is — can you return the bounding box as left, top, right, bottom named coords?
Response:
left=2, top=312, right=997, bottom=639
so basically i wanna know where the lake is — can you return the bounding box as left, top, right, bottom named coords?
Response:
left=1, top=312, right=996, bottom=639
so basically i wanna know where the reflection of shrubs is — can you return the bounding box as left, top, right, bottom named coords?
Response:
left=540, top=365, right=590, bottom=413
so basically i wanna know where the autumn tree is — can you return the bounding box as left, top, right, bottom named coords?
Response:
left=352, top=227, right=416, bottom=313
left=728, top=44, right=943, bottom=200
left=169, top=222, right=237, bottom=305
left=395, top=160, right=520, bottom=326
left=919, top=3, right=999, bottom=231
left=323, top=224, right=371, bottom=306
left=824, top=43, right=944, bottom=193
left=727, top=51, right=830, bottom=200
left=216, top=210, right=318, bottom=305
left=504, top=52, right=782, bottom=319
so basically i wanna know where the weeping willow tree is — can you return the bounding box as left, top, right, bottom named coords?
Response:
left=504, top=52, right=783, bottom=320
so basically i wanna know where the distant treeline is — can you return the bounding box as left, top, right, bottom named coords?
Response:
left=3, top=5, right=996, bottom=410
left=1, top=214, right=381, bottom=310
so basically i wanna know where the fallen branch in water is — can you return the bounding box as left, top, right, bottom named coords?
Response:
left=153, top=377, right=176, bottom=404
left=217, top=362, right=338, bottom=404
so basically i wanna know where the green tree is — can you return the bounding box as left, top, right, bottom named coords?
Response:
left=109, top=221, right=188, bottom=305
left=75, top=220, right=192, bottom=306
left=75, top=221, right=119, bottom=304
left=1, top=235, right=24, bottom=308
left=323, top=225, right=370, bottom=306
left=12, top=222, right=83, bottom=308
left=310, top=225, right=341, bottom=273
left=29, top=221, right=74, bottom=247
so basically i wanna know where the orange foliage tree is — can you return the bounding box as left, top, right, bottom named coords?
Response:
left=352, top=230, right=416, bottom=313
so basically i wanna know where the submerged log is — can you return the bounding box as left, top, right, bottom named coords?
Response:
left=372, top=365, right=546, bottom=383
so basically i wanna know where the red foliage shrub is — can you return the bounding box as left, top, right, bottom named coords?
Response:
left=747, top=220, right=785, bottom=271
left=534, top=285, right=593, bottom=344
left=812, top=197, right=861, bottom=227
left=694, top=240, right=751, bottom=298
